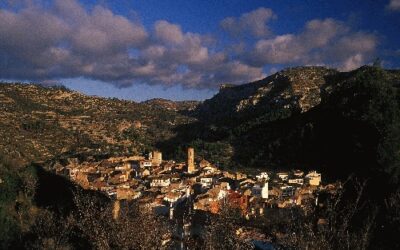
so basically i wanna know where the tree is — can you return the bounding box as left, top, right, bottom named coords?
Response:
left=202, top=204, right=252, bottom=250
left=372, top=58, right=382, bottom=68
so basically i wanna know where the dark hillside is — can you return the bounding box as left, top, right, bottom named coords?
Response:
left=160, top=66, right=400, bottom=181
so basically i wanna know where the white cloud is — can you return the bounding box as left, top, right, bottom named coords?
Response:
left=142, top=45, right=166, bottom=60
left=154, top=20, right=184, bottom=44
left=326, top=32, right=378, bottom=61
left=340, top=54, right=364, bottom=71
left=300, top=18, right=347, bottom=49
left=0, top=3, right=381, bottom=90
left=387, top=0, right=400, bottom=11
left=221, top=7, right=275, bottom=38
left=252, top=34, right=302, bottom=64
left=1, top=1, right=265, bottom=89
left=241, top=18, right=377, bottom=71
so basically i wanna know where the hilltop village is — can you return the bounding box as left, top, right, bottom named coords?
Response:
left=53, top=148, right=338, bottom=219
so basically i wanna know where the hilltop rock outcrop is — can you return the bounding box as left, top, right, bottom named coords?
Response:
left=197, top=66, right=338, bottom=124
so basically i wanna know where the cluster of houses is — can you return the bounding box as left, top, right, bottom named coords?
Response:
left=54, top=148, right=332, bottom=219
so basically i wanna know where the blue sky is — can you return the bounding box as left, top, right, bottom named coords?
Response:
left=0, top=0, right=399, bottom=101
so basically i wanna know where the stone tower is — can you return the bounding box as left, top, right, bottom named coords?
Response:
left=187, top=147, right=195, bottom=173
left=113, top=200, right=120, bottom=220
left=152, top=151, right=162, bottom=166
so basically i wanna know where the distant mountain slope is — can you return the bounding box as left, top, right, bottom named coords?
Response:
left=197, top=67, right=338, bottom=125
left=161, top=66, right=400, bottom=179
left=143, top=98, right=200, bottom=112
left=0, top=84, right=196, bottom=163
left=1, top=66, right=399, bottom=180
left=198, top=66, right=400, bottom=126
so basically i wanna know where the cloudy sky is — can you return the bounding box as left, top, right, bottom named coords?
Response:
left=1, top=0, right=399, bottom=101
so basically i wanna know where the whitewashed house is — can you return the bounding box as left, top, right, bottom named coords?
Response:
left=306, top=171, right=321, bottom=186
left=150, top=177, right=171, bottom=187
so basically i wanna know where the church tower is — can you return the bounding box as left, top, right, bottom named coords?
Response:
left=151, top=151, right=162, bottom=166
left=187, top=147, right=195, bottom=173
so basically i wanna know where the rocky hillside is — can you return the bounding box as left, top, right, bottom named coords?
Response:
left=1, top=66, right=399, bottom=180
left=197, top=66, right=400, bottom=127
left=161, top=66, right=400, bottom=179
left=197, top=67, right=338, bottom=124
left=143, top=98, right=199, bottom=111
left=0, top=84, right=196, bottom=163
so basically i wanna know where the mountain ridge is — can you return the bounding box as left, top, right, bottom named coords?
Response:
left=162, top=66, right=400, bottom=180
left=1, top=66, right=400, bottom=181
left=0, top=83, right=196, bottom=163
